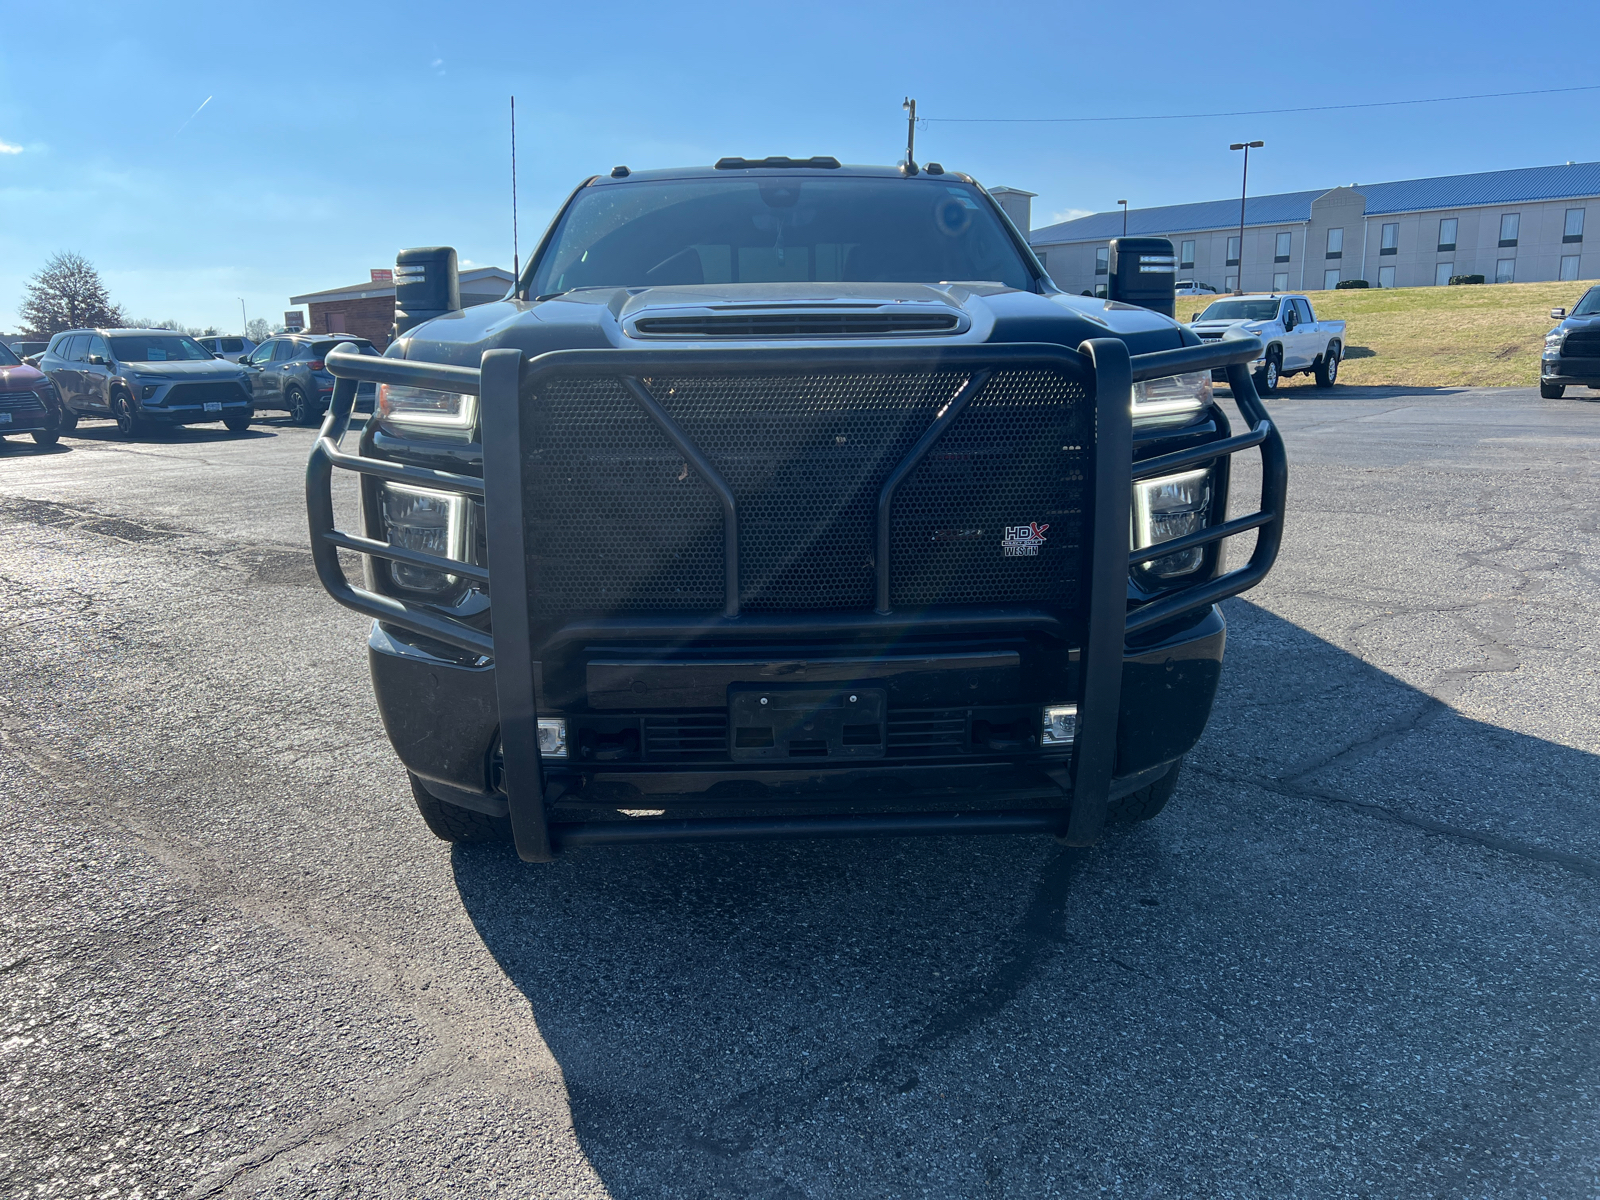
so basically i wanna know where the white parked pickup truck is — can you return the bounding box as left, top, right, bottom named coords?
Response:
left=1186, top=294, right=1345, bottom=394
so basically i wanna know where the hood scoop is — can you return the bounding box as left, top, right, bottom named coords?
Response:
left=626, top=303, right=966, bottom=339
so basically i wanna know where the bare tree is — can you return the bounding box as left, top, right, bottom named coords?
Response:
left=245, top=317, right=271, bottom=343
left=19, top=252, right=126, bottom=335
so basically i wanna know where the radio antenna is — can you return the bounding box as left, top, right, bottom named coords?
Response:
left=511, top=95, right=520, bottom=280
left=902, top=97, right=918, bottom=174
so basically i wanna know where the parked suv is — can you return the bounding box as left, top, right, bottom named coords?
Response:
left=1541, top=286, right=1600, bottom=398
left=39, top=328, right=254, bottom=436
left=241, top=333, right=379, bottom=424
left=196, top=334, right=257, bottom=363
left=0, top=340, right=66, bottom=449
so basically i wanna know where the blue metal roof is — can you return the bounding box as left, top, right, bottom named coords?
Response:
left=1031, top=160, right=1600, bottom=245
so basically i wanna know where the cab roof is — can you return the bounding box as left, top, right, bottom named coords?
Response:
left=588, top=161, right=974, bottom=186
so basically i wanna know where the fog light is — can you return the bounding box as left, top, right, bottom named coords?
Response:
left=378, top=482, right=467, bottom=592
left=1042, top=704, right=1077, bottom=747
left=1133, top=468, right=1212, bottom=578
left=537, top=718, right=568, bottom=758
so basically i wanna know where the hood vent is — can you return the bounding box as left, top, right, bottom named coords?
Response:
left=629, top=308, right=964, bottom=339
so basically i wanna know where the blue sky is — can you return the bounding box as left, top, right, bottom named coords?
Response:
left=1, top=0, right=1595, bottom=333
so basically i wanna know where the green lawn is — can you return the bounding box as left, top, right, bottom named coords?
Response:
left=1229, top=278, right=1594, bottom=389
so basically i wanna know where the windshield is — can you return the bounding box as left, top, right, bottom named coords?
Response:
left=1572, top=287, right=1600, bottom=317
left=529, top=176, right=1036, bottom=295
left=108, top=334, right=216, bottom=362
left=0, top=343, right=20, bottom=367
left=1196, top=299, right=1281, bottom=322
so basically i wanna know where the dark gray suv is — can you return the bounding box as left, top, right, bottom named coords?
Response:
left=40, top=328, right=253, bottom=436
left=240, top=333, right=379, bottom=424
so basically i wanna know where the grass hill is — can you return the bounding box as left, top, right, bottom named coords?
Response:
left=1189, top=279, right=1595, bottom=389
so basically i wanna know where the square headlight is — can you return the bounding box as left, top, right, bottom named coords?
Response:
left=1133, top=371, right=1211, bottom=428
left=377, top=382, right=477, bottom=440
left=378, top=482, right=468, bottom=592
left=1133, top=468, right=1213, bottom=578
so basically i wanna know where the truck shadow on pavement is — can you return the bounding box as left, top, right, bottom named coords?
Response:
left=450, top=599, right=1600, bottom=1196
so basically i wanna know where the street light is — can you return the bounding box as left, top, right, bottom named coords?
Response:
left=1117, top=199, right=1128, bottom=236
left=239, top=297, right=247, bottom=335
left=1228, top=141, right=1263, bottom=294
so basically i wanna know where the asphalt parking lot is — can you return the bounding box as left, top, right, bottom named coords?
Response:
left=2, top=385, right=1597, bottom=1199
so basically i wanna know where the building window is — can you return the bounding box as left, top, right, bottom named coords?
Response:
left=1495, top=258, right=1516, bottom=284
left=1380, top=223, right=1399, bottom=255
left=1565, top=208, right=1585, bottom=243
left=1323, top=268, right=1341, bottom=290
left=1273, top=271, right=1289, bottom=290
left=1224, top=274, right=1238, bottom=292
left=1226, top=236, right=1240, bottom=267
left=1274, top=231, right=1291, bottom=263
left=1498, top=213, right=1519, bottom=248
left=1435, top=262, right=1454, bottom=286
left=1438, top=218, right=1458, bottom=252
left=1325, top=227, right=1343, bottom=259
left=1037, top=251, right=1048, bottom=274
left=1180, top=239, right=1195, bottom=269
left=1378, top=265, right=1396, bottom=288
left=1095, top=247, right=1109, bottom=275
left=1093, top=283, right=1107, bottom=299
left=1560, top=255, right=1581, bottom=281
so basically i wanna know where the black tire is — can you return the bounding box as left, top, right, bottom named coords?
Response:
left=1540, top=380, right=1566, bottom=399
left=223, top=415, right=252, bottom=433
left=111, top=392, right=143, bottom=437
left=1106, top=758, right=1183, bottom=824
left=286, top=386, right=313, bottom=426
left=58, top=410, right=79, bottom=431
left=409, top=774, right=510, bottom=844
left=1313, top=343, right=1340, bottom=388
left=32, top=429, right=59, bottom=448
left=1254, top=349, right=1281, bottom=395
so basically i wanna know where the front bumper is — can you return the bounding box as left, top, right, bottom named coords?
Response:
left=308, top=336, right=1285, bottom=857
left=1544, top=355, right=1600, bottom=385
left=0, top=389, right=58, bottom=434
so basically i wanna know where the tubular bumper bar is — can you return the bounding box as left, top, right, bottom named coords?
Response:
left=310, top=333, right=1284, bottom=858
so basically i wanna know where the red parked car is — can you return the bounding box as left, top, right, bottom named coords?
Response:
left=0, top=341, right=65, bottom=449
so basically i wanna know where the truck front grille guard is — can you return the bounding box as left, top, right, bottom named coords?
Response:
left=311, top=334, right=1281, bottom=859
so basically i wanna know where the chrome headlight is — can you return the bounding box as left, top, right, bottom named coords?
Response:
left=1544, top=331, right=1565, bottom=358
left=1133, top=468, right=1213, bottom=578
left=378, top=482, right=469, bottom=592
left=1133, top=371, right=1211, bottom=428
left=377, top=382, right=477, bottom=440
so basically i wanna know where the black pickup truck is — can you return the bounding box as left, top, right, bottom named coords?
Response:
left=306, top=159, right=1285, bottom=862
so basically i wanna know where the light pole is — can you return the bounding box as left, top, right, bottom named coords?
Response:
left=239, top=297, right=247, bottom=334
left=1228, top=141, right=1263, bottom=294
left=1117, top=199, right=1128, bottom=236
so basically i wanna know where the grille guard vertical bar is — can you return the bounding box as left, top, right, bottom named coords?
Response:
left=620, top=376, right=741, bottom=618
left=1064, top=338, right=1134, bottom=846
left=872, top=370, right=993, bottom=615
left=480, top=348, right=553, bottom=862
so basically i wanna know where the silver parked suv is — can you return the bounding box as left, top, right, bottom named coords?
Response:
left=40, top=328, right=254, bottom=436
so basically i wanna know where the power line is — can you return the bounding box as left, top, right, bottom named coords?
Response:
left=921, top=83, right=1600, bottom=125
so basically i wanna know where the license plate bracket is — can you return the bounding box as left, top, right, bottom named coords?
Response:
left=728, top=685, right=886, bottom=762
left=203, top=401, right=222, bottom=413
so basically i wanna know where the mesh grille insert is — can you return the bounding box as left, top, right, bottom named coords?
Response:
left=890, top=369, right=1089, bottom=610
left=526, top=366, right=1090, bottom=617
left=633, top=311, right=960, bottom=338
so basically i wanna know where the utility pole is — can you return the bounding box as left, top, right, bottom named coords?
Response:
left=1228, top=141, right=1263, bottom=294
left=511, top=96, right=520, bottom=279
left=902, top=97, right=918, bottom=174
left=1117, top=199, right=1128, bottom=236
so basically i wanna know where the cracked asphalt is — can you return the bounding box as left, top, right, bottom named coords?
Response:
left=1, top=386, right=1598, bottom=1198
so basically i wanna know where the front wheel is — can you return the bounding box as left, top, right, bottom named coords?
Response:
left=1314, top=344, right=1340, bottom=388
left=58, top=410, right=79, bottom=431
left=1540, top=380, right=1566, bottom=399
left=410, top=774, right=510, bottom=844
left=32, top=429, right=59, bottom=448
left=111, top=392, right=143, bottom=437
left=1106, top=758, right=1184, bottom=824
left=223, top=415, right=252, bottom=433
left=1254, top=350, right=1281, bottom=395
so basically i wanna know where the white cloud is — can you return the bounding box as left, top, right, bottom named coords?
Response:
left=0, top=140, right=22, bottom=155
left=1050, top=207, right=1093, bottom=224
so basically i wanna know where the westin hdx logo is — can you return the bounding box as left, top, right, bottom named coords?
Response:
left=1001, top=522, right=1049, bottom=557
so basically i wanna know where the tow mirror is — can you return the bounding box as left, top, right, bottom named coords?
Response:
left=1106, top=236, right=1176, bottom=318
left=1551, top=307, right=1566, bottom=319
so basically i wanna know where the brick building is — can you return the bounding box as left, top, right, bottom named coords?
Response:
left=288, top=266, right=515, bottom=349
